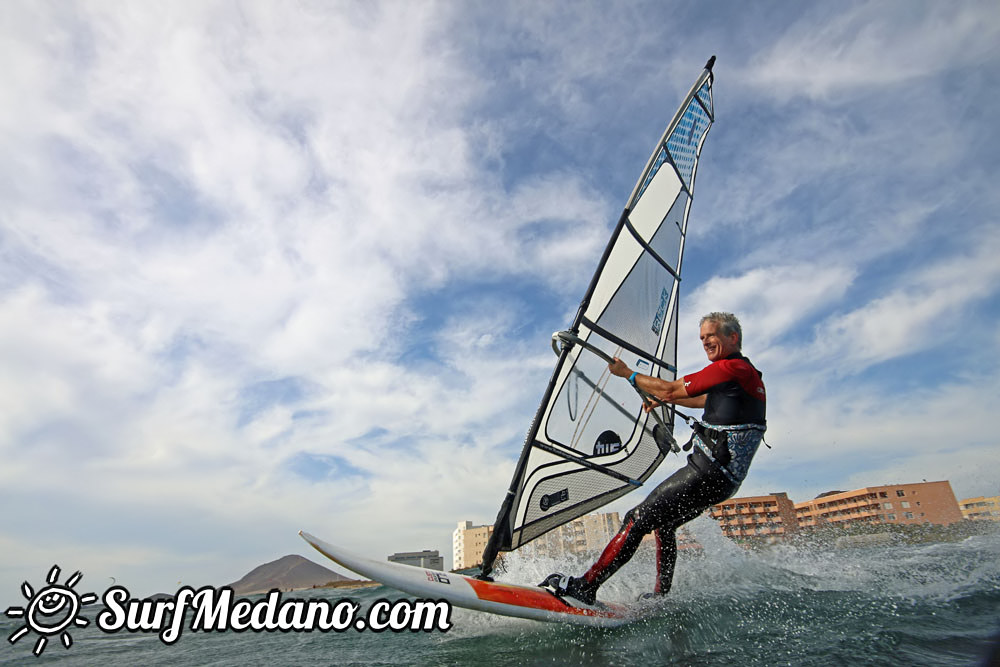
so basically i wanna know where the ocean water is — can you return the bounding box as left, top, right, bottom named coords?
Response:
left=4, top=519, right=999, bottom=666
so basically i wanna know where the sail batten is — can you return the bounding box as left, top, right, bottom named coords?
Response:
left=530, top=441, right=643, bottom=486
left=479, top=58, right=716, bottom=578
left=623, top=216, right=681, bottom=281
left=579, top=317, right=677, bottom=373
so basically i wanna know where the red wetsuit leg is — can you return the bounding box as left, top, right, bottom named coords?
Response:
left=581, top=515, right=644, bottom=587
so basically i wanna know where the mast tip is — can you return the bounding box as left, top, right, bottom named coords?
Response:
left=705, top=55, right=716, bottom=71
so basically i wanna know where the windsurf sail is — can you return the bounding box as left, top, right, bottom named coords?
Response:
left=479, top=57, right=716, bottom=579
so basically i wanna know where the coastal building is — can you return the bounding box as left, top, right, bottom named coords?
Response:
left=795, top=481, right=962, bottom=529
left=708, top=492, right=799, bottom=540
left=958, top=495, right=1000, bottom=521
left=453, top=521, right=494, bottom=570
left=527, top=512, right=621, bottom=559
left=453, top=514, right=626, bottom=568
left=387, top=550, right=443, bottom=570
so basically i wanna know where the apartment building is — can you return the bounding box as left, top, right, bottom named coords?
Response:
left=387, top=550, right=444, bottom=570
left=452, top=521, right=494, bottom=570
left=958, top=495, right=1000, bottom=521
left=795, top=480, right=962, bottom=529
left=453, top=513, right=625, bottom=568
left=527, top=512, right=621, bottom=559
left=708, top=492, right=799, bottom=539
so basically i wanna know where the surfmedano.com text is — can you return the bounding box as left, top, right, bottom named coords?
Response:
left=98, top=586, right=452, bottom=644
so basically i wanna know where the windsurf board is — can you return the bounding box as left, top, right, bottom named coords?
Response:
left=299, top=531, right=631, bottom=627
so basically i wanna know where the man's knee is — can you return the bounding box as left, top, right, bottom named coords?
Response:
left=623, top=506, right=657, bottom=535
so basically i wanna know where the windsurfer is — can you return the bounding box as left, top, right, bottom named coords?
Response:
left=542, top=312, right=766, bottom=604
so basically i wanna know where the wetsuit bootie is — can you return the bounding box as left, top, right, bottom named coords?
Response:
left=539, top=573, right=597, bottom=605
left=564, top=576, right=598, bottom=605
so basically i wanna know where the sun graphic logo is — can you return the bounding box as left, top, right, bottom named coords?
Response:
left=5, top=565, right=98, bottom=657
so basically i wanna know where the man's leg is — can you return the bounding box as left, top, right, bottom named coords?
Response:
left=646, top=452, right=738, bottom=596
left=654, top=528, right=676, bottom=595
left=579, top=507, right=646, bottom=588
left=549, top=451, right=737, bottom=602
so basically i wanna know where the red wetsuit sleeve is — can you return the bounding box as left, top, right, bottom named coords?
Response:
left=683, top=359, right=766, bottom=401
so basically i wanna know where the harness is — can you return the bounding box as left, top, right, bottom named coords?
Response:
left=681, top=420, right=769, bottom=475
left=682, top=422, right=731, bottom=465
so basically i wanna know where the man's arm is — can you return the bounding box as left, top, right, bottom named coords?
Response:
left=608, top=357, right=695, bottom=403
left=640, top=394, right=705, bottom=414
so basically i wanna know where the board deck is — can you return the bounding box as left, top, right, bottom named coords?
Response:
left=299, top=531, right=631, bottom=627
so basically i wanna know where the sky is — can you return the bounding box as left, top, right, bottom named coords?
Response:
left=2, top=0, right=998, bottom=600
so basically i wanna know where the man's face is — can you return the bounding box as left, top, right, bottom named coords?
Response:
left=699, top=321, right=740, bottom=362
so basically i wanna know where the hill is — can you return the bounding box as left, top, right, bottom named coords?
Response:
left=225, top=555, right=363, bottom=595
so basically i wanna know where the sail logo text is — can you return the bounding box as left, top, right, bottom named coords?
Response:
left=651, top=287, right=670, bottom=335
left=540, top=489, right=569, bottom=511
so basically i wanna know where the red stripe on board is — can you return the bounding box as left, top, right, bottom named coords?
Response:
left=464, top=577, right=620, bottom=618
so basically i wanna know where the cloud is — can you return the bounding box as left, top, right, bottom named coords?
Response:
left=677, top=263, right=855, bottom=372
left=739, top=2, right=1000, bottom=100
left=810, top=229, right=1000, bottom=373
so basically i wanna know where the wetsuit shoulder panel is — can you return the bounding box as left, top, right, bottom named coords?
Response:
left=683, top=358, right=765, bottom=401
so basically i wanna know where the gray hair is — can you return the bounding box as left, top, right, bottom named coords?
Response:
left=700, top=312, right=742, bottom=349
